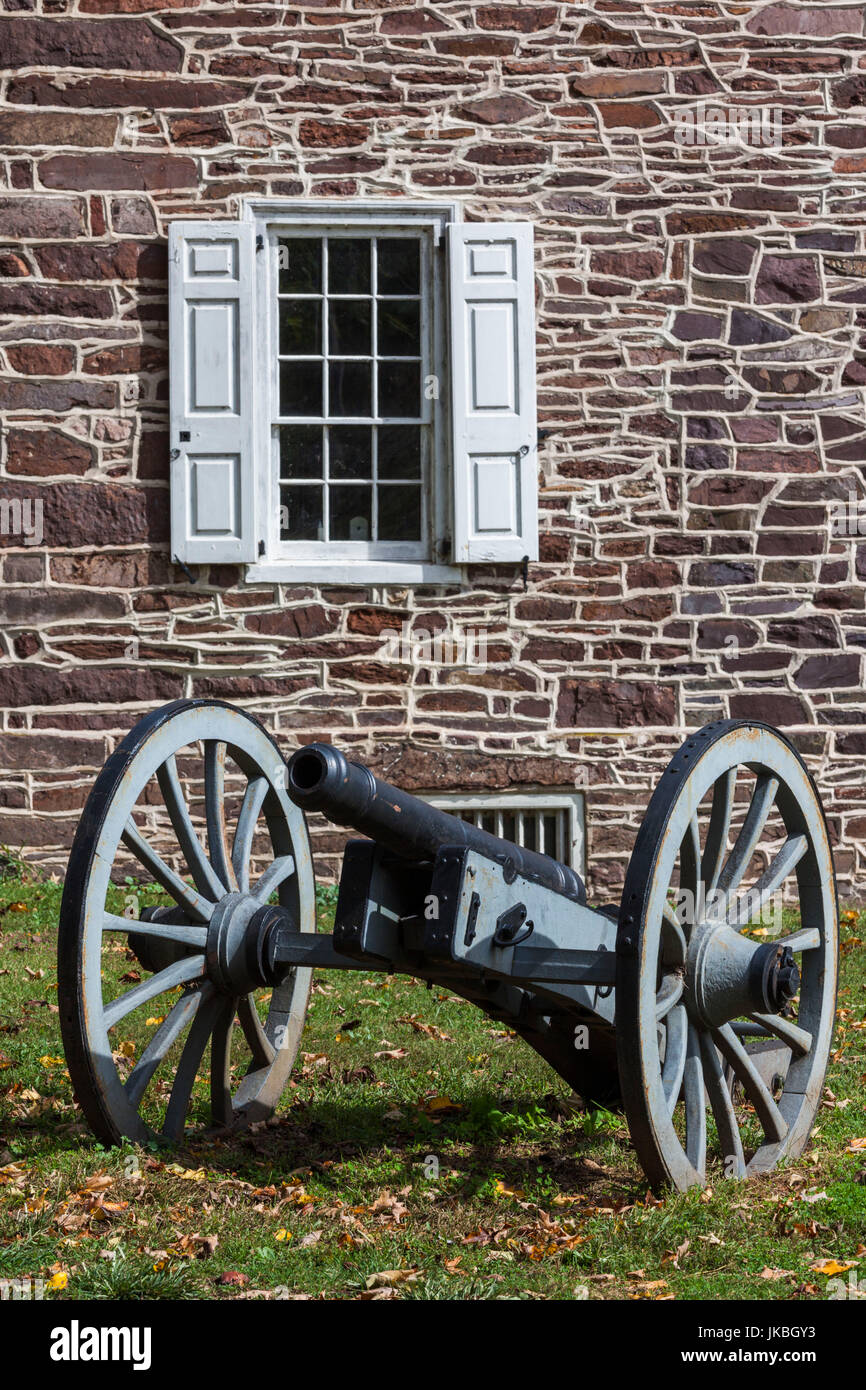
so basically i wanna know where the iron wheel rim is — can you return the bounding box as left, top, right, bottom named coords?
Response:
left=59, top=699, right=315, bottom=1146
left=615, top=720, right=838, bottom=1192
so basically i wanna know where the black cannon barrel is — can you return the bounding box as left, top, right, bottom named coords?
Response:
left=286, top=743, right=585, bottom=904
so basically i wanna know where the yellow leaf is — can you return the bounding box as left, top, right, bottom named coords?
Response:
left=145, top=1017, right=165, bottom=1027
left=811, top=1258, right=859, bottom=1276
left=47, top=1271, right=68, bottom=1291
left=275, top=1229, right=292, bottom=1242
left=39, top=1056, right=65, bottom=1067
left=164, top=1165, right=206, bottom=1181
left=846, top=1137, right=866, bottom=1152
left=117, top=1040, right=135, bottom=1058
left=420, top=1096, right=463, bottom=1116
left=494, top=1180, right=526, bottom=1200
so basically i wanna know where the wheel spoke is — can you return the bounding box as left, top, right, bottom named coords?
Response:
left=661, top=906, right=687, bottom=968
left=776, top=927, right=821, bottom=953
left=232, top=777, right=268, bottom=894
left=727, top=834, right=808, bottom=929
left=749, top=1011, right=812, bottom=1058
left=157, top=754, right=225, bottom=902
left=210, top=998, right=237, bottom=1129
left=713, top=1023, right=788, bottom=1144
left=104, top=954, right=206, bottom=1030
left=717, top=774, right=779, bottom=899
left=205, top=740, right=238, bottom=894
left=121, top=820, right=213, bottom=923
left=237, top=994, right=276, bottom=1069
left=699, top=1030, right=745, bottom=1177
left=125, top=988, right=207, bottom=1109
left=656, top=973, right=684, bottom=1020
left=702, top=768, right=736, bottom=900
left=684, top=1025, right=707, bottom=1175
left=662, top=1004, right=688, bottom=1113
left=103, top=912, right=206, bottom=949
left=252, top=854, right=295, bottom=904
left=162, top=990, right=224, bottom=1141
left=678, top=815, right=701, bottom=929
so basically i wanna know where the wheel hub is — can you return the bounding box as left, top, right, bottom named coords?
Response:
left=206, top=893, right=269, bottom=995
left=685, top=919, right=799, bottom=1030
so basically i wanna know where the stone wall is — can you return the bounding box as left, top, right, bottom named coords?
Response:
left=1, top=1, right=866, bottom=898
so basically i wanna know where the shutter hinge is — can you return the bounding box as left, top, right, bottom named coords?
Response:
left=537, top=428, right=553, bottom=446
left=256, top=235, right=264, bottom=252
left=258, top=539, right=265, bottom=556
left=172, top=556, right=198, bottom=585
left=521, top=554, right=529, bottom=592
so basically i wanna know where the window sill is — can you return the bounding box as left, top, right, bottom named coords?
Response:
left=245, top=561, right=464, bottom=586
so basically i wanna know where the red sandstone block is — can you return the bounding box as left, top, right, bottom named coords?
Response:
left=40, top=154, right=198, bottom=192
left=7, top=75, right=248, bottom=108
left=5, top=344, right=75, bottom=376
left=0, top=17, right=183, bottom=71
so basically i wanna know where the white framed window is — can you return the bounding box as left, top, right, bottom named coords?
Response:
left=424, top=790, right=586, bottom=877
left=168, top=200, right=539, bottom=586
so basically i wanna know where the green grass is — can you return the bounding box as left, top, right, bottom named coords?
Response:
left=0, top=870, right=864, bottom=1302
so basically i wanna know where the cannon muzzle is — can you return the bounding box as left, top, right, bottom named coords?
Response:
left=286, top=742, right=585, bottom=903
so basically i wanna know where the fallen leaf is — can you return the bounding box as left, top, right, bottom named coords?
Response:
left=662, top=1237, right=690, bottom=1268
left=811, top=1258, right=859, bottom=1276
left=365, top=1268, right=420, bottom=1290
left=164, top=1165, right=206, bottom=1181
left=419, top=1096, right=463, bottom=1117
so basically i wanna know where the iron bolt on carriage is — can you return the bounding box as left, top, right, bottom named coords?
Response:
left=58, top=700, right=837, bottom=1191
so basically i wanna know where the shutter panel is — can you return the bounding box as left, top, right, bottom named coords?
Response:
left=448, top=222, right=538, bottom=564
left=168, top=221, right=257, bottom=564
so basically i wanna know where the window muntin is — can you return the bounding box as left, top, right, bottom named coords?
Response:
left=273, top=229, right=432, bottom=557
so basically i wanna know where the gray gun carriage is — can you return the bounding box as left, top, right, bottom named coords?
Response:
left=58, top=699, right=838, bottom=1191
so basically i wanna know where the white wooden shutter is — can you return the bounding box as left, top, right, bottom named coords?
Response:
left=168, top=221, right=257, bottom=564
left=448, top=222, right=538, bottom=564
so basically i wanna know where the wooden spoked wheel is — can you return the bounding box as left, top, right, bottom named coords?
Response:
left=59, top=700, right=315, bottom=1146
left=616, top=721, right=838, bottom=1192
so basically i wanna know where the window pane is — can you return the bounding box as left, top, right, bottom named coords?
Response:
left=279, top=299, right=321, bottom=356
left=280, top=361, right=322, bottom=417
left=279, top=425, right=323, bottom=479
left=331, top=484, right=371, bottom=541
left=377, top=301, right=420, bottom=356
left=280, top=485, right=323, bottom=541
left=330, top=426, right=372, bottom=480
left=378, top=485, right=421, bottom=541
left=378, top=361, right=420, bottom=417
left=543, top=814, right=557, bottom=856
left=278, top=238, right=321, bottom=295
left=378, top=425, right=421, bottom=479
left=329, top=238, right=371, bottom=295
left=377, top=239, right=420, bottom=295
left=329, top=361, right=371, bottom=417
left=329, top=300, right=371, bottom=357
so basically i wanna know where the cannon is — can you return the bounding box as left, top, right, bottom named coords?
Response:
left=58, top=699, right=838, bottom=1191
